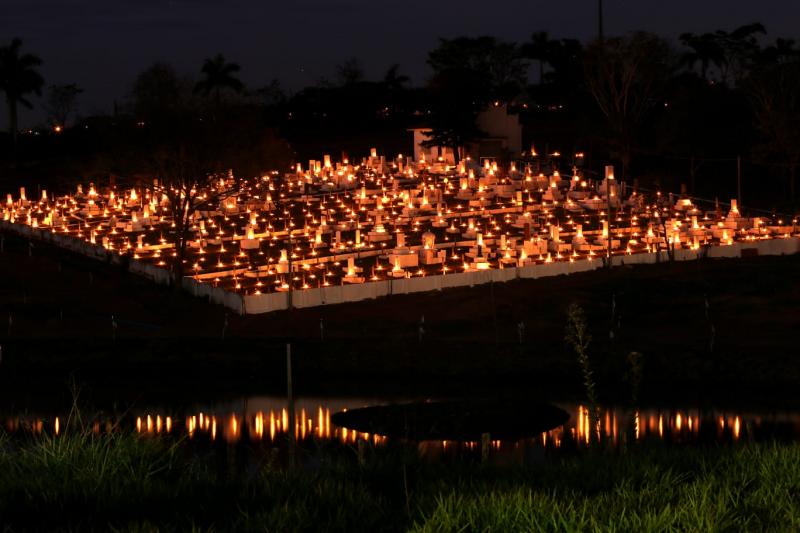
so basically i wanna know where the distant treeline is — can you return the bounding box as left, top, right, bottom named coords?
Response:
left=1, top=24, right=799, bottom=208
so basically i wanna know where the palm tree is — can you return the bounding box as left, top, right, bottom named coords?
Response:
left=759, top=38, right=799, bottom=65
left=522, top=31, right=553, bottom=85
left=680, top=32, right=725, bottom=81
left=0, top=38, right=44, bottom=151
left=193, top=54, right=244, bottom=105
left=382, top=64, right=410, bottom=116
left=383, top=64, right=409, bottom=92
left=336, top=57, right=363, bottom=86
left=714, top=23, right=767, bottom=84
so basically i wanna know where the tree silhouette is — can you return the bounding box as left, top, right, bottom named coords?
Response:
left=522, top=31, right=555, bottom=85
left=745, top=60, right=800, bottom=202
left=424, top=68, right=485, bottom=163
left=583, top=33, right=675, bottom=179
left=680, top=32, right=725, bottom=81
left=154, top=136, right=235, bottom=286
left=759, top=38, right=800, bottom=65
left=133, top=63, right=184, bottom=116
left=44, top=83, right=82, bottom=129
left=336, top=58, right=364, bottom=86
left=382, top=64, right=409, bottom=91
left=423, top=37, right=526, bottom=163
left=258, top=79, right=286, bottom=107
left=380, top=64, right=410, bottom=118
left=0, top=38, right=44, bottom=151
left=428, top=36, right=527, bottom=104
left=715, top=23, right=767, bottom=84
left=194, top=54, right=244, bottom=106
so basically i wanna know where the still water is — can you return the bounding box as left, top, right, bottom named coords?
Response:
left=4, top=396, right=800, bottom=455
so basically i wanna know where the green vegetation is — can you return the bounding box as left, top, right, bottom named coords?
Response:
left=566, top=303, right=601, bottom=442
left=1, top=428, right=799, bottom=531
left=412, top=443, right=800, bottom=531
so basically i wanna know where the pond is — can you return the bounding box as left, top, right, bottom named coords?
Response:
left=3, top=394, right=800, bottom=462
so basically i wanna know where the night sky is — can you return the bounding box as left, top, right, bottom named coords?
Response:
left=3, top=0, right=800, bottom=126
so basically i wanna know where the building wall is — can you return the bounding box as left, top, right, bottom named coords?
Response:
left=476, top=104, right=522, bottom=154
left=410, top=129, right=456, bottom=164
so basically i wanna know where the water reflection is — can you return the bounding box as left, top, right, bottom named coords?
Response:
left=177, top=400, right=389, bottom=445
left=4, top=398, right=800, bottom=451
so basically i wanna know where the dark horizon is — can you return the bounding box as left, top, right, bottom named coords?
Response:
left=3, top=0, right=800, bottom=127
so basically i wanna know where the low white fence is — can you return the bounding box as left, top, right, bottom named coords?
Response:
left=3, top=221, right=798, bottom=316
left=241, top=237, right=800, bottom=315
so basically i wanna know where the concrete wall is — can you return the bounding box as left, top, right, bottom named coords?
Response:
left=239, top=238, right=800, bottom=315
left=0, top=220, right=244, bottom=311
left=4, top=221, right=798, bottom=317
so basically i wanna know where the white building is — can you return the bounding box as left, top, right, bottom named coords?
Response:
left=409, top=104, right=523, bottom=163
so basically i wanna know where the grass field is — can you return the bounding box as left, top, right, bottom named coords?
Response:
left=1, top=427, right=798, bottom=531
left=3, top=230, right=800, bottom=531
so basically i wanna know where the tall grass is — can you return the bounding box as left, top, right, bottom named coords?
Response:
left=411, top=444, right=800, bottom=532
left=1, top=427, right=799, bottom=531
left=565, top=303, right=600, bottom=441
left=0, top=430, right=190, bottom=529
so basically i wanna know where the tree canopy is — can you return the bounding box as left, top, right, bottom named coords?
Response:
left=0, top=38, right=44, bottom=151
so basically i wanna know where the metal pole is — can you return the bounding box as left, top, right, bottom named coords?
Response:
left=737, top=155, right=742, bottom=209
left=606, top=168, right=613, bottom=269
left=287, top=220, right=293, bottom=311
left=286, top=343, right=296, bottom=465
left=490, top=281, right=498, bottom=346
left=607, top=191, right=612, bottom=268
left=598, top=0, right=604, bottom=42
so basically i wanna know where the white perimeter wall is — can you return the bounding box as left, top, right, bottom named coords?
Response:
left=242, top=237, right=800, bottom=315
left=3, top=221, right=798, bottom=316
